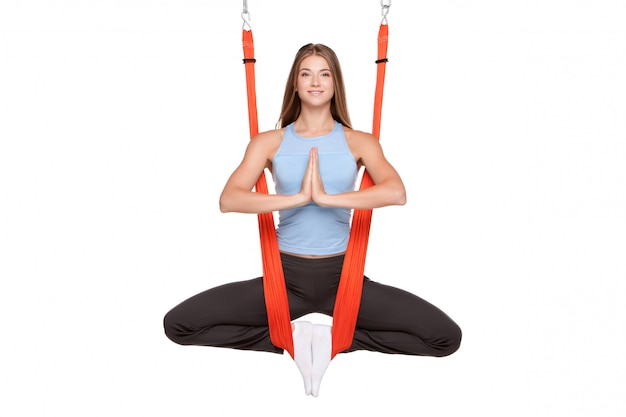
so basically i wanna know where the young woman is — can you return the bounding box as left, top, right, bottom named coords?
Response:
left=164, top=43, right=462, bottom=397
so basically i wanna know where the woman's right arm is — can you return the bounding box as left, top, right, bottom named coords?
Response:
left=219, top=131, right=311, bottom=214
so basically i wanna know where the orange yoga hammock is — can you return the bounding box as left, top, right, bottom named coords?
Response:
left=241, top=10, right=389, bottom=360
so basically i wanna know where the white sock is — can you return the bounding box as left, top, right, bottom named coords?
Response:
left=292, top=321, right=313, bottom=395
left=311, top=324, right=332, bottom=397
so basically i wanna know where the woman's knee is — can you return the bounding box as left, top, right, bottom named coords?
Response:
left=433, top=321, right=462, bottom=357
left=163, top=310, right=191, bottom=346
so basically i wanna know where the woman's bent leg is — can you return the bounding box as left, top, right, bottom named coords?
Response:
left=349, top=278, right=462, bottom=357
left=163, top=277, right=282, bottom=354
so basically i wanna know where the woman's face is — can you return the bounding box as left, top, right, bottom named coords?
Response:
left=296, top=55, right=335, bottom=107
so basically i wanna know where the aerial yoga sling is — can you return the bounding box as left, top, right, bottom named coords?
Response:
left=241, top=1, right=391, bottom=360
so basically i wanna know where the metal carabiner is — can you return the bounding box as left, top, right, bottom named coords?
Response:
left=242, top=0, right=252, bottom=30
left=380, top=0, right=391, bottom=25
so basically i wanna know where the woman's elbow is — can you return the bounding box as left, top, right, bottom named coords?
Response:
left=396, top=191, right=407, bottom=206
left=394, top=185, right=407, bottom=206
left=219, top=193, right=233, bottom=213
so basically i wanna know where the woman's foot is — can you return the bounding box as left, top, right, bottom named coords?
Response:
left=292, top=321, right=314, bottom=395
left=311, top=324, right=332, bottom=397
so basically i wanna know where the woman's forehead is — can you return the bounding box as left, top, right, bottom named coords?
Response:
left=299, top=55, right=330, bottom=70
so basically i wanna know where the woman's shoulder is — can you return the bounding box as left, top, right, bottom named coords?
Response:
left=246, top=128, right=285, bottom=163
left=342, top=127, right=383, bottom=165
left=253, top=128, right=285, bottom=142
left=343, top=126, right=379, bottom=148
left=342, top=126, right=376, bottom=140
left=249, top=128, right=285, bottom=149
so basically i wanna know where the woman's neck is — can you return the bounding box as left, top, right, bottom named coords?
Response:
left=293, top=111, right=336, bottom=138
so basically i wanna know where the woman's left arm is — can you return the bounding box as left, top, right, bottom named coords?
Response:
left=312, top=130, right=407, bottom=209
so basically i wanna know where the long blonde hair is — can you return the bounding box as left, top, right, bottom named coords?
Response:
left=277, top=43, right=352, bottom=129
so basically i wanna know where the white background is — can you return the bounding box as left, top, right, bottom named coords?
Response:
left=1, top=0, right=625, bottom=416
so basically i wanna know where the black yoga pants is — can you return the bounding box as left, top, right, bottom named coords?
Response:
left=164, top=253, right=462, bottom=357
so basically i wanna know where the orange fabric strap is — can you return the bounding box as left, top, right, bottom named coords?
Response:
left=330, top=23, right=388, bottom=358
left=242, top=29, right=295, bottom=358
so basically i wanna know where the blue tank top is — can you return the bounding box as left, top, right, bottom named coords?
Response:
left=272, top=121, right=358, bottom=256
